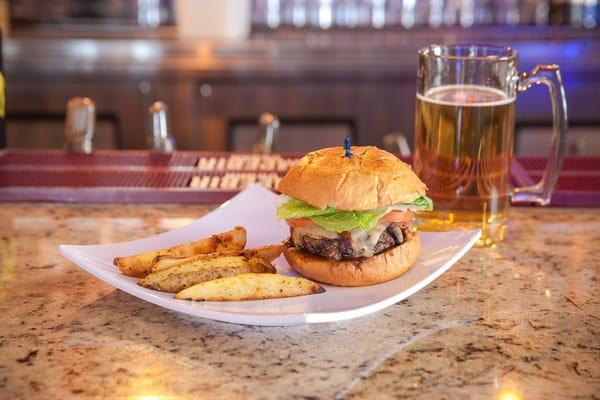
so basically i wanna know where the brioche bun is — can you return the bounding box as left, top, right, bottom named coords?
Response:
left=277, top=146, right=427, bottom=211
left=283, top=234, right=420, bottom=286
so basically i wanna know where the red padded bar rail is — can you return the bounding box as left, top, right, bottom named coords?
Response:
left=0, top=149, right=598, bottom=206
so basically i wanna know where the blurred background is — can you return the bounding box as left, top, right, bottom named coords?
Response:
left=2, top=0, right=600, bottom=154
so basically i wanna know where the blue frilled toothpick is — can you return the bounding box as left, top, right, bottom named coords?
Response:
left=344, top=136, right=353, bottom=158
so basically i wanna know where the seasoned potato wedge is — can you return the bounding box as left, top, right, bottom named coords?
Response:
left=241, top=244, right=284, bottom=263
left=139, top=256, right=276, bottom=293
left=114, top=227, right=246, bottom=277
left=151, top=244, right=284, bottom=273
left=175, top=273, right=325, bottom=301
left=152, top=255, right=193, bottom=272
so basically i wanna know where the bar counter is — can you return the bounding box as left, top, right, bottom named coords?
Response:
left=7, top=29, right=600, bottom=152
left=1, top=202, right=598, bottom=398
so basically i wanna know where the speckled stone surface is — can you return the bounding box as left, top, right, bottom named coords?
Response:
left=0, top=203, right=598, bottom=399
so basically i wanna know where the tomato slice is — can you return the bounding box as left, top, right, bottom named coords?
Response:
left=380, top=210, right=414, bottom=223
left=286, top=218, right=317, bottom=228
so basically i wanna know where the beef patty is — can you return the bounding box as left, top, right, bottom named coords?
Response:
left=290, top=222, right=409, bottom=260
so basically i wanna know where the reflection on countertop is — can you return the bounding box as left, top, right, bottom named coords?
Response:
left=0, top=203, right=598, bottom=398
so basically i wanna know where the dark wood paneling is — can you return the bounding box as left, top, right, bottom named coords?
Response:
left=7, top=81, right=147, bottom=149
left=193, top=80, right=417, bottom=151
left=7, top=116, right=118, bottom=149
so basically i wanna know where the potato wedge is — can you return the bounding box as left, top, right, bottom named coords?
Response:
left=175, top=273, right=325, bottom=301
left=151, top=244, right=284, bottom=273
left=139, top=256, right=276, bottom=293
left=152, top=255, right=193, bottom=272
left=114, top=226, right=246, bottom=277
left=241, top=244, right=284, bottom=263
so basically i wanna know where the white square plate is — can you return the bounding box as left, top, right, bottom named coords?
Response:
left=60, top=184, right=480, bottom=326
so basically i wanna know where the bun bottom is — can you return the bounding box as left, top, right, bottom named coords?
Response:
left=283, top=234, right=420, bottom=287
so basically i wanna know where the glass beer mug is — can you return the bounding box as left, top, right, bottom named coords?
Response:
left=413, top=44, right=567, bottom=246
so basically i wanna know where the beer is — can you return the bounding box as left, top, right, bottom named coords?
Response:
left=414, top=85, right=515, bottom=245
left=414, top=44, right=568, bottom=245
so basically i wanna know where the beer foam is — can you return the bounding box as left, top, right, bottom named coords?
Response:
left=417, top=84, right=515, bottom=107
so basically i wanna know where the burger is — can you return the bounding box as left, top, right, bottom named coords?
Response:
left=276, top=145, right=432, bottom=286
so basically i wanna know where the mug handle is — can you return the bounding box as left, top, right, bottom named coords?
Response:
left=512, top=64, right=568, bottom=205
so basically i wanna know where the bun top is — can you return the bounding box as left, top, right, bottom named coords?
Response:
left=277, top=146, right=427, bottom=211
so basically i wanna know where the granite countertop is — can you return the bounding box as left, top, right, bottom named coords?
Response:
left=0, top=203, right=598, bottom=399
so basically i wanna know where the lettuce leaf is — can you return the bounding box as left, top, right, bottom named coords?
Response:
left=277, top=195, right=434, bottom=233
left=276, top=198, right=334, bottom=220
left=311, top=208, right=388, bottom=232
left=410, top=196, right=434, bottom=211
